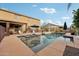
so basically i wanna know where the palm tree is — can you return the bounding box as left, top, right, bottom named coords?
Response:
left=67, top=3, right=72, bottom=11
left=67, top=3, right=72, bottom=30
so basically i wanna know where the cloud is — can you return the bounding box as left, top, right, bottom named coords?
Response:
left=32, top=4, right=37, bottom=7
left=41, top=19, right=58, bottom=26
left=40, top=8, right=56, bottom=14
left=56, top=21, right=63, bottom=26
left=41, top=19, right=65, bottom=26
left=62, top=16, right=70, bottom=20
left=45, top=19, right=54, bottom=24
left=40, top=20, right=44, bottom=25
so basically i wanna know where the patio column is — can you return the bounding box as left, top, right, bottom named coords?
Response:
left=6, top=22, right=10, bottom=34
left=21, top=24, right=27, bottom=33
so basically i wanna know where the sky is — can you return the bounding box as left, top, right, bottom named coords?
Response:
left=0, top=3, right=79, bottom=27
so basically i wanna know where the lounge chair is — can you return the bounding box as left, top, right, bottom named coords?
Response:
left=63, top=35, right=74, bottom=42
left=63, top=32, right=74, bottom=42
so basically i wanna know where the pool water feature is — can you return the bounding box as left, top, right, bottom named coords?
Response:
left=17, top=33, right=64, bottom=52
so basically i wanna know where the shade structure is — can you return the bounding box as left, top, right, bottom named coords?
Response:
left=31, top=25, right=39, bottom=28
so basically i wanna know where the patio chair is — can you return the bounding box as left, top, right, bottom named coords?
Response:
left=63, top=34, right=76, bottom=48
left=63, top=35, right=74, bottom=43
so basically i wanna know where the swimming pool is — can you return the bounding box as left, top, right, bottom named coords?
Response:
left=17, top=33, right=64, bottom=52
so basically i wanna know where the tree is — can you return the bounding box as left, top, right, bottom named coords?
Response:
left=63, top=22, right=67, bottom=30
left=73, top=9, right=79, bottom=28
left=73, top=8, right=79, bottom=34
left=67, top=3, right=72, bottom=11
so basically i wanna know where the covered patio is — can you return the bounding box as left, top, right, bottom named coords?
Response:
left=0, top=20, right=27, bottom=35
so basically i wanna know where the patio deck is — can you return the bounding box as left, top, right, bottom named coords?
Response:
left=0, top=35, right=79, bottom=56
left=0, top=35, right=35, bottom=56
left=37, top=37, right=66, bottom=56
left=37, top=36, right=79, bottom=56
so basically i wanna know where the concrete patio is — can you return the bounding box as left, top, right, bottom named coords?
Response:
left=0, top=35, right=35, bottom=56
left=0, top=35, right=79, bottom=56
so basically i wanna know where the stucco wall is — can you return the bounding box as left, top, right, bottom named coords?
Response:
left=27, top=18, right=40, bottom=26
left=0, top=10, right=40, bottom=26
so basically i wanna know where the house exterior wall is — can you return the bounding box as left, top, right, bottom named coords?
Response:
left=0, top=9, right=40, bottom=33
left=27, top=18, right=40, bottom=27
left=42, top=24, right=64, bottom=33
left=0, top=10, right=40, bottom=26
left=51, top=26, right=64, bottom=32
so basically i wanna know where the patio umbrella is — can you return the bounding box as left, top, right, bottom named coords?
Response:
left=31, top=25, right=39, bottom=34
left=0, top=25, right=5, bottom=42
left=31, top=25, right=39, bottom=28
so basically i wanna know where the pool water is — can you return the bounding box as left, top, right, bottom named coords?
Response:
left=17, top=33, right=64, bottom=52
